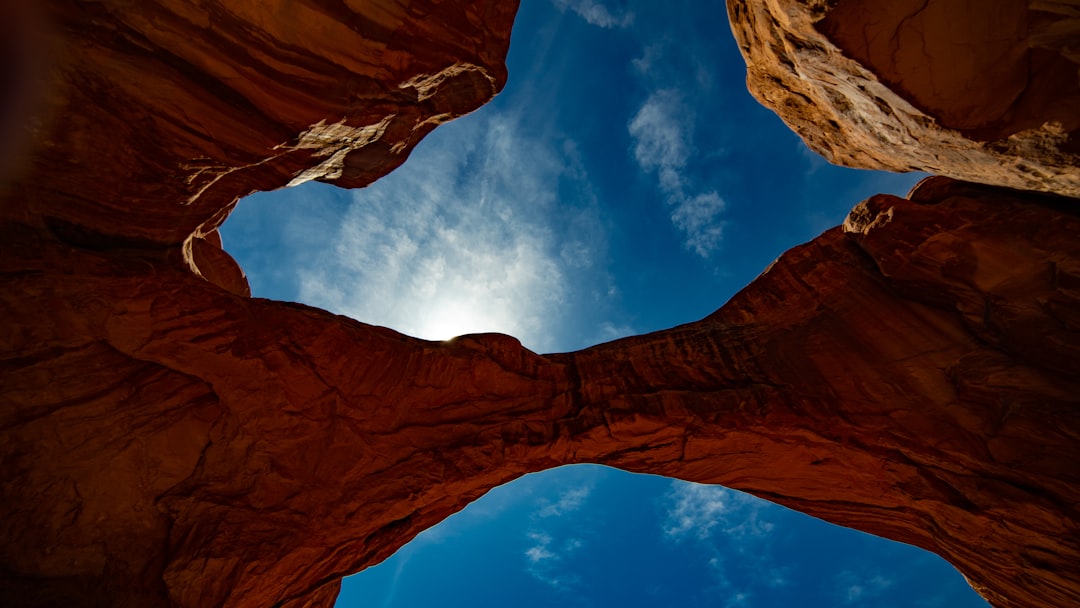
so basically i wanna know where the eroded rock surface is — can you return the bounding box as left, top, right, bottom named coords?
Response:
left=4, top=176, right=1079, bottom=608
left=1, top=0, right=517, bottom=249
left=727, top=0, right=1080, bottom=197
left=1, top=1, right=1079, bottom=608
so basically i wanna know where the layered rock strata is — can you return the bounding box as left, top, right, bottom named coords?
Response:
left=2, top=1, right=1079, bottom=608
left=728, top=0, right=1080, bottom=197
left=3, top=177, right=1079, bottom=608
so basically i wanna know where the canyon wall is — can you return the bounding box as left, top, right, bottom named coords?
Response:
left=1, top=1, right=1078, bottom=607
left=728, top=0, right=1080, bottom=197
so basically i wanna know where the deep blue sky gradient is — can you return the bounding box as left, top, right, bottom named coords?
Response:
left=220, top=1, right=989, bottom=606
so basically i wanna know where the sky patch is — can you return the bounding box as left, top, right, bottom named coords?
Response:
left=552, top=0, right=634, bottom=28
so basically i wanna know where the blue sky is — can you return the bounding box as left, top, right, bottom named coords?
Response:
left=220, top=0, right=989, bottom=606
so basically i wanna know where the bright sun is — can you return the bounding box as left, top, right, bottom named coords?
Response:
left=414, top=297, right=509, bottom=342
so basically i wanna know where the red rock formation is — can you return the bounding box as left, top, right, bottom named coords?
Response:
left=727, top=0, right=1080, bottom=197
left=1, top=0, right=517, bottom=247
left=4, top=176, right=1079, bottom=608
left=2, top=1, right=1079, bottom=608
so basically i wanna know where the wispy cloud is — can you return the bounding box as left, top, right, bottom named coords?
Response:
left=662, top=482, right=774, bottom=541
left=628, top=89, right=726, bottom=257
left=552, top=0, right=634, bottom=28
left=536, top=485, right=591, bottom=518
left=671, top=192, right=726, bottom=257
left=523, top=530, right=586, bottom=587
left=630, top=89, right=690, bottom=191
left=705, top=555, right=761, bottom=608
left=525, top=531, right=557, bottom=564
left=524, top=484, right=593, bottom=587
left=663, top=482, right=734, bottom=540
left=836, top=570, right=894, bottom=604
left=662, top=482, right=781, bottom=604
left=296, top=112, right=608, bottom=353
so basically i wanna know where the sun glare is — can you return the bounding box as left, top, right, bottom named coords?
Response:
left=414, top=298, right=508, bottom=342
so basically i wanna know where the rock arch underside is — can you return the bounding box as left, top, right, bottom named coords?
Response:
left=0, top=1, right=1077, bottom=607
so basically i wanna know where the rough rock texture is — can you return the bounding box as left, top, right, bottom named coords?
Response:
left=727, top=0, right=1080, bottom=197
left=2, top=1, right=1079, bottom=608
left=4, top=176, right=1079, bottom=608
left=1, top=0, right=517, bottom=248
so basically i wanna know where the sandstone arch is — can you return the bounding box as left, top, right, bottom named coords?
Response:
left=1, top=1, right=1077, bottom=607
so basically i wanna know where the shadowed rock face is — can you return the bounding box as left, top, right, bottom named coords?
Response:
left=1, top=1, right=1078, bottom=608
left=0, top=0, right=516, bottom=247
left=728, top=0, right=1080, bottom=197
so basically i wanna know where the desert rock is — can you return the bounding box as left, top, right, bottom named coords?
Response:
left=727, top=0, right=1080, bottom=197
left=1, top=1, right=1078, bottom=608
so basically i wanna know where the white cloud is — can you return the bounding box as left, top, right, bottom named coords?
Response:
left=524, top=530, right=585, bottom=587
left=523, top=480, right=594, bottom=587
left=525, top=532, right=557, bottom=564
left=837, top=571, right=893, bottom=604
left=536, top=485, right=591, bottom=518
left=552, top=0, right=634, bottom=28
left=296, top=113, right=606, bottom=353
left=672, top=191, right=726, bottom=257
left=628, top=90, right=727, bottom=257
left=631, top=43, right=664, bottom=75
left=662, top=482, right=783, bottom=605
left=662, top=482, right=774, bottom=541
left=629, top=89, right=690, bottom=192
left=663, top=482, right=734, bottom=540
